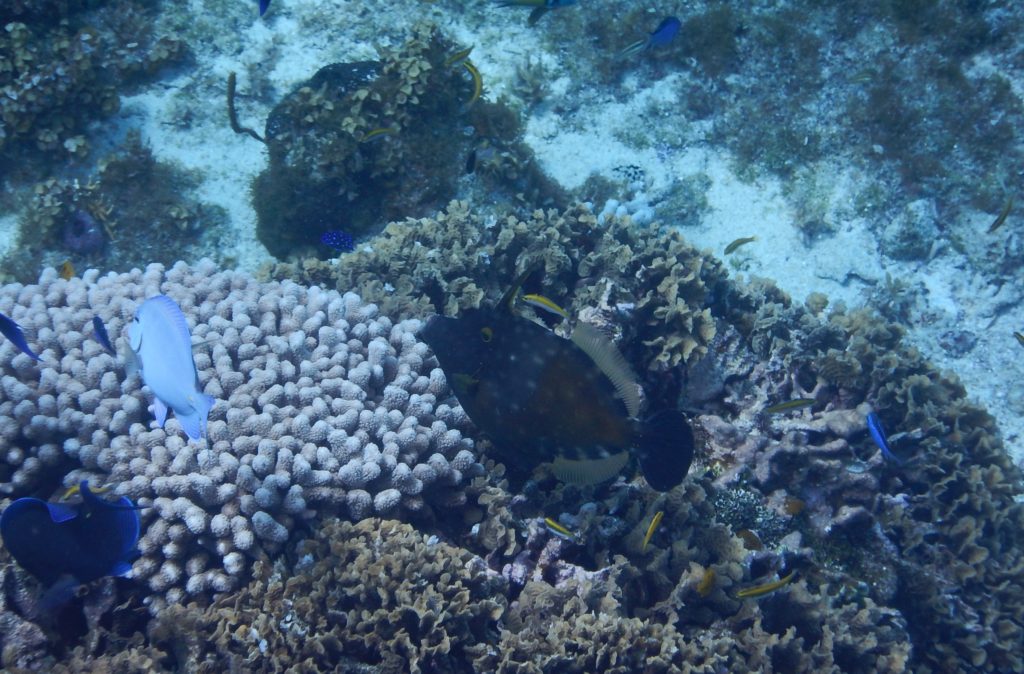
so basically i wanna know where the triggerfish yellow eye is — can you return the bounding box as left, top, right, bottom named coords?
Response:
left=480, top=326, right=493, bottom=342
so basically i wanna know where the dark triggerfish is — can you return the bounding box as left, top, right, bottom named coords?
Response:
left=421, top=271, right=694, bottom=491
left=0, top=481, right=140, bottom=588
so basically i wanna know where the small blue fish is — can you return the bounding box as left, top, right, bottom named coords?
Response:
left=128, top=295, right=215, bottom=441
left=259, top=0, right=270, bottom=16
left=867, top=411, right=903, bottom=465
left=0, top=311, right=41, bottom=361
left=620, top=16, right=682, bottom=58
left=0, top=481, right=140, bottom=589
left=92, top=316, right=117, bottom=356
left=320, top=230, right=355, bottom=252
left=495, top=0, right=577, bottom=26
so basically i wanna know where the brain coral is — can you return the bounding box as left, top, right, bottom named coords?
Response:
left=0, top=260, right=482, bottom=613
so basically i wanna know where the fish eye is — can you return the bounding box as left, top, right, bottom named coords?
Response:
left=480, top=326, right=493, bottom=342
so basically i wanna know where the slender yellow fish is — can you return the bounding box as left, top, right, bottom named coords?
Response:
left=641, top=510, right=664, bottom=552
left=736, top=570, right=797, bottom=599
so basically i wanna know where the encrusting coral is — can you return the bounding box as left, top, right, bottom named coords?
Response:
left=0, top=0, right=185, bottom=164
left=0, top=260, right=482, bottom=614
left=271, top=200, right=722, bottom=379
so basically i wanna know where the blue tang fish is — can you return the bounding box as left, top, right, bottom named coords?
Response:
left=620, top=16, right=682, bottom=58
left=0, top=311, right=41, bottom=361
left=128, top=295, right=215, bottom=441
left=0, top=482, right=140, bottom=590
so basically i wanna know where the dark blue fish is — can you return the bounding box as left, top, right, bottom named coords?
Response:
left=496, top=0, right=577, bottom=27
left=0, top=482, right=140, bottom=588
left=259, top=0, right=270, bottom=16
left=620, top=16, right=682, bottom=58
left=0, top=311, right=41, bottom=361
left=92, top=316, right=117, bottom=357
left=867, top=411, right=903, bottom=465
left=321, top=230, right=355, bottom=252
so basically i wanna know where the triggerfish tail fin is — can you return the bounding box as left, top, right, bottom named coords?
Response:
left=258, top=0, right=271, bottom=16
left=636, top=410, right=695, bottom=491
left=177, top=394, right=215, bottom=441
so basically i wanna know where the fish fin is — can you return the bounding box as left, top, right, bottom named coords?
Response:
left=570, top=323, right=641, bottom=418
left=148, top=295, right=194, bottom=352
left=527, top=6, right=549, bottom=25
left=44, top=502, right=79, bottom=523
left=34, top=575, right=81, bottom=617
left=550, top=451, right=630, bottom=486
left=153, top=398, right=169, bottom=428
left=110, top=561, right=134, bottom=578
left=128, top=320, right=143, bottom=352
left=259, top=0, right=270, bottom=16
left=636, top=410, right=694, bottom=491
left=177, top=393, right=215, bottom=441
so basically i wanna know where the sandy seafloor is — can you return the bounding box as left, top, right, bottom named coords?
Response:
left=9, top=0, right=1023, bottom=464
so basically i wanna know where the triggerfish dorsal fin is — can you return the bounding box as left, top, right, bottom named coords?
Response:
left=636, top=410, right=695, bottom=491
left=550, top=451, right=630, bottom=486
left=570, top=322, right=641, bottom=418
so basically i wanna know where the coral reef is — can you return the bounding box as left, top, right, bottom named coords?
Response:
left=146, top=519, right=506, bottom=673
left=268, top=201, right=723, bottom=381
left=4, top=133, right=221, bottom=285
left=252, top=25, right=564, bottom=259
left=0, top=260, right=482, bottom=613
left=0, top=0, right=186, bottom=167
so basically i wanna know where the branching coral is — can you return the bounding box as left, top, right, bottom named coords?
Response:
left=0, top=260, right=483, bottom=614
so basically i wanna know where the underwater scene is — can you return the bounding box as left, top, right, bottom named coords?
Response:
left=0, top=0, right=1022, bottom=671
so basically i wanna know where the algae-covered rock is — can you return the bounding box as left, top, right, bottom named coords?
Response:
left=253, top=26, right=565, bottom=260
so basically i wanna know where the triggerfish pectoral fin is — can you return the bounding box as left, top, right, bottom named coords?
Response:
left=636, top=410, right=695, bottom=491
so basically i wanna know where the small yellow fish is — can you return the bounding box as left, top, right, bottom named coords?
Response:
left=763, top=398, right=815, bottom=414
left=724, top=236, right=756, bottom=255
left=521, top=293, right=568, bottom=319
left=736, top=570, right=797, bottom=599
left=641, top=510, right=664, bottom=552
left=59, top=260, right=75, bottom=280
left=696, top=568, right=716, bottom=597
left=359, top=127, right=399, bottom=143
left=444, top=46, right=474, bottom=67
left=988, top=196, right=1013, bottom=234
left=543, top=516, right=582, bottom=543
left=61, top=481, right=110, bottom=501
left=462, top=60, right=483, bottom=107
left=1014, top=331, right=1024, bottom=347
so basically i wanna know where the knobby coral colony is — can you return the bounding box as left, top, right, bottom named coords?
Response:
left=0, top=217, right=1021, bottom=672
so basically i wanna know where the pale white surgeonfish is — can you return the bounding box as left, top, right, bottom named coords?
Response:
left=128, top=295, right=215, bottom=441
